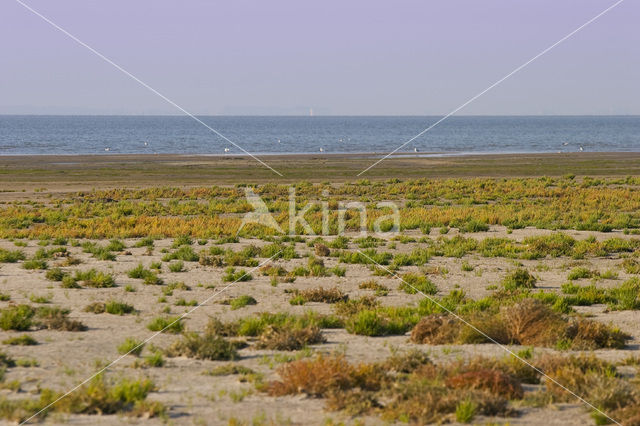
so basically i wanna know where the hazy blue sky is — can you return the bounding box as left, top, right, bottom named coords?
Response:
left=1, top=0, right=638, bottom=115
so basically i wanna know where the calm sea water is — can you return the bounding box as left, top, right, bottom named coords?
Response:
left=0, top=115, right=638, bottom=156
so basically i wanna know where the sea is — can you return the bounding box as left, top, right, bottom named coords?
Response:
left=0, top=115, right=638, bottom=156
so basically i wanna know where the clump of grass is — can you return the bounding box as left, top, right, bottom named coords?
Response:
left=0, top=249, right=25, bottom=263
left=256, top=324, right=325, bottom=351
left=106, top=239, right=126, bottom=252
left=172, top=235, right=192, bottom=248
left=334, top=296, right=379, bottom=317
left=118, top=338, right=145, bottom=357
left=81, top=242, right=117, bottom=261
left=222, top=267, right=252, bottom=282
left=307, top=256, right=328, bottom=276
left=168, top=261, right=185, bottom=272
left=290, top=287, right=347, bottom=304
left=2, top=335, right=38, bottom=346
left=455, top=399, right=477, bottom=423
left=409, top=299, right=630, bottom=350
left=134, top=236, right=155, bottom=248
left=127, top=263, right=163, bottom=284
left=128, top=263, right=150, bottom=279
left=622, top=258, right=640, bottom=274
left=105, top=301, right=135, bottom=315
left=229, top=295, right=257, bottom=310
left=345, top=310, right=408, bottom=336
left=162, top=246, right=199, bottom=262
left=358, top=280, right=389, bottom=296
left=162, top=281, right=190, bottom=296
left=143, top=352, right=165, bottom=368
left=206, top=364, right=255, bottom=376
left=410, top=314, right=460, bottom=344
left=56, top=375, right=162, bottom=417
left=22, top=259, right=48, bottom=270
left=460, top=220, right=489, bottom=233
left=29, top=293, right=51, bottom=304
left=146, top=316, right=184, bottom=333
left=61, top=275, right=82, bottom=289
left=73, top=269, right=116, bottom=288
left=523, top=233, right=575, bottom=258
left=35, top=306, right=87, bottom=331
left=461, top=261, right=474, bottom=271
left=329, top=265, right=346, bottom=277
left=0, top=305, right=35, bottom=331
left=382, top=349, right=431, bottom=373
left=607, top=278, right=640, bottom=310
left=166, top=332, right=238, bottom=360
left=567, top=267, right=596, bottom=280
left=0, top=375, right=164, bottom=422
left=174, top=298, right=197, bottom=307
left=502, top=268, right=537, bottom=290
left=267, top=355, right=357, bottom=397
left=399, top=273, right=438, bottom=295
left=45, top=267, right=67, bottom=281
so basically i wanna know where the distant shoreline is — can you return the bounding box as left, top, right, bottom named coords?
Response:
left=1, top=152, right=640, bottom=195
left=2, top=149, right=639, bottom=160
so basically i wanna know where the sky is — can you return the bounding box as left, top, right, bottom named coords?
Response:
left=0, top=0, right=638, bottom=115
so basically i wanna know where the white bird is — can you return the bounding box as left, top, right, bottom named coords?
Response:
left=414, top=147, right=419, bottom=153
left=579, top=146, right=584, bottom=152
left=562, top=142, right=569, bottom=146
left=319, top=147, right=324, bottom=152
left=104, top=147, right=110, bottom=152
left=277, top=139, right=281, bottom=144
left=224, top=147, right=230, bottom=153
left=339, top=139, right=343, bottom=142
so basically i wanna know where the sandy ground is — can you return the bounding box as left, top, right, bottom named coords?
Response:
left=1, top=226, right=639, bottom=425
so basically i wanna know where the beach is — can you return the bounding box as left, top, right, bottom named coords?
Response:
left=1, top=153, right=640, bottom=424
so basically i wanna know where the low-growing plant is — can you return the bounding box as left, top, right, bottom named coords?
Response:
left=2, top=335, right=37, bottom=346
left=73, top=269, right=116, bottom=288
left=29, top=293, right=51, bottom=304
left=0, top=249, right=25, bottom=263
left=0, top=305, right=35, bottom=331
left=567, top=267, right=595, bottom=280
left=358, top=280, right=389, bottom=296
left=22, top=259, right=48, bottom=270
left=622, top=258, right=640, bottom=274
left=222, top=267, right=252, bottom=282
left=291, top=287, right=347, bottom=304
left=45, top=267, right=67, bottom=281
left=147, top=316, right=184, bottom=333
left=118, top=338, right=145, bottom=357
left=166, top=332, right=238, bottom=360
left=256, top=324, right=325, bottom=351
left=36, top=306, right=87, bottom=331
left=105, top=301, right=135, bottom=315
left=229, top=295, right=257, bottom=310
left=399, top=273, right=438, bottom=295
left=168, top=260, right=185, bottom=272
left=502, top=268, right=537, bottom=290
left=143, top=352, right=165, bottom=367
left=162, top=245, right=199, bottom=262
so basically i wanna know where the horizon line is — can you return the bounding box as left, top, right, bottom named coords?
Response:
left=1, top=113, right=639, bottom=118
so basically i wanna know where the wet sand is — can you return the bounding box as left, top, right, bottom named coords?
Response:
left=1, top=152, right=639, bottom=192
